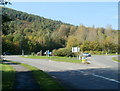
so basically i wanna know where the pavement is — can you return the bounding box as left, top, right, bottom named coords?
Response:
left=3, top=55, right=120, bottom=90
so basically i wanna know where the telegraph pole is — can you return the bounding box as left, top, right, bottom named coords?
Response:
left=0, top=0, right=11, bottom=91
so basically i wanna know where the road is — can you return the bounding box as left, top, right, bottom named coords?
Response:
left=3, top=55, right=120, bottom=90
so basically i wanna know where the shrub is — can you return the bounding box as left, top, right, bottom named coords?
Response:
left=83, top=51, right=106, bottom=55
left=52, top=48, right=75, bottom=57
left=31, top=52, right=35, bottom=56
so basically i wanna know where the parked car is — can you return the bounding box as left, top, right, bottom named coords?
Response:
left=3, top=52, right=11, bottom=55
left=82, top=53, right=91, bottom=57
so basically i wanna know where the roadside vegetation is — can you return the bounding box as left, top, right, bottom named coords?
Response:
left=1, top=62, right=16, bottom=90
left=112, top=57, right=120, bottom=62
left=52, top=48, right=118, bottom=56
left=5, top=60, right=66, bottom=91
left=2, top=7, right=119, bottom=55
left=23, top=56, right=82, bottom=63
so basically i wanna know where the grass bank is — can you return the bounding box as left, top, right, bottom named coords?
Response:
left=112, top=57, right=120, bottom=62
left=1, top=62, right=16, bottom=90
left=6, top=60, right=66, bottom=91
left=23, top=55, right=82, bottom=63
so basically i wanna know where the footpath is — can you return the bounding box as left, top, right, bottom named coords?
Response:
left=3, top=61, right=41, bottom=90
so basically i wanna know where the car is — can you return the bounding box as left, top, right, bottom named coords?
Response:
left=3, top=52, right=11, bottom=55
left=82, top=53, right=91, bottom=57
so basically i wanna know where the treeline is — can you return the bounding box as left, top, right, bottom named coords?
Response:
left=2, top=7, right=119, bottom=55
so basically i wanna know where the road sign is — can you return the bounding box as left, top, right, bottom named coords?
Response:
left=47, top=52, right=52, bottom=55
left=72, top=47, right=80, bottom=52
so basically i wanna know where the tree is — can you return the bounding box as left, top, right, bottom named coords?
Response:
left=1, top=7, right=118, bottom=55
left=57, top=24, right=70, bottom=39
left=75, top=25, right=87, bottom=43
left=87, top=28, right=97, bottom=42
left=66, top=36, right=79, bottom=48
left=105, top=25, right=113, bottom=36
left=101, top=36, right=113, bottom=53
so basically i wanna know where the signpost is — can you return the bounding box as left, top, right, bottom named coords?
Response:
left=72, top=47, right=80, bottom=53
left=72, top=47, right=80, bottom=60
left=45, top=50, right=52, bottom=57
left=22, top=50, right=24, bottom=56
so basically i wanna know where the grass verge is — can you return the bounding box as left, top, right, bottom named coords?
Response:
left=112, top=57, right=120, bottom=62
left=1, top=62, right=16, bottom=90
left=6, top=60, right=66, bottom=91
left=22, top=55, right=82, bottom=63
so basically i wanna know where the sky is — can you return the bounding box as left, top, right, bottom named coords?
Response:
left=6, top=2, right=118, bottom=29
left=10, top=0, right=120, bottom=2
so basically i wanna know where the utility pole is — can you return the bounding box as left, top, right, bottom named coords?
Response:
left=0, top=0, right=11, bottom=91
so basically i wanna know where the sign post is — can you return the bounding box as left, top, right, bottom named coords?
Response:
left=22, top=50, right=24, bottom=56
left=72, top=47, right=80, bottom=53
left=47, top=50, right=49, bottom=57
left=72, top=47, right=80, bottom=60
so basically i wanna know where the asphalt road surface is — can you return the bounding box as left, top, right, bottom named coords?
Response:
left=3, top=55, right=120, bottom=90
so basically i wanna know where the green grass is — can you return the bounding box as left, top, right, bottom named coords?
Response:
left=0, top=62, right=16, bottom=90
left=23, top=55, right=82, bottom=63
left=112, top=57, right=120, bottom=62
left=6, top=60, right=66, bottom=91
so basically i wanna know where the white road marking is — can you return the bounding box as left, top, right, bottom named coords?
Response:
left=76, top=70, right=85, bottom=73
left=92, top=74, right=120, bottom=84
left=4, top=58, right=11, bottom=60
left=52, top=76, right=56, bottom=78
left=113, top=61, right=118, bottom=63
left=49, top=60, right=52, bottom=62
left=68, top=68, right=74, bottom=70
left=68, top=68, right=120, bottom=84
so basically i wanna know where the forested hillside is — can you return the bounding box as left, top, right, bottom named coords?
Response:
left=2, top=7, right=119, bottom=55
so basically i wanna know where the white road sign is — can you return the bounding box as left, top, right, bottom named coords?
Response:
left=72, top=47, right=80, bottom=52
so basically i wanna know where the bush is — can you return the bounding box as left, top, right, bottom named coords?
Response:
left=31, top=52, right=35, bottom=56
left=83, top=51, right=106, bottom=55
left=52, top=48, right=75, bottom=57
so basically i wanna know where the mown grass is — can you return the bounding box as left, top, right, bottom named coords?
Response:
left=7, top=60, right=66, bottom=91
left=23, top=55, right=82, bottom=63
left=0, top=62, right=16, bottom=90
left=112, top=57, right=120, bottom=62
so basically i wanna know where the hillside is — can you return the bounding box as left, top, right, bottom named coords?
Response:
left=2, top=7, right=119, bottom=55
